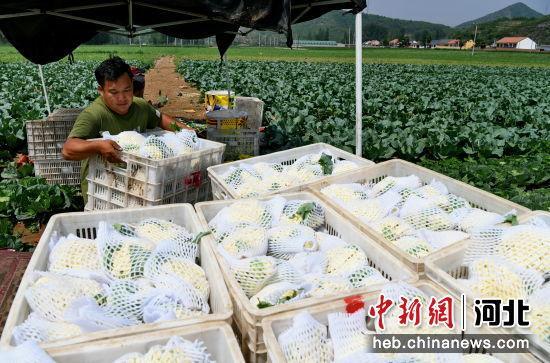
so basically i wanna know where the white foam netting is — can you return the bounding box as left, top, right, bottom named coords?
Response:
left=324, top=244, right=369, bottom=276
left=367, top=175, right=422, bottom=198
left=279, top=200, right=326, bottom=230
left=64, top=279, right=155, bottom=332
left=219, top=224, right=268, bottom=259
left=209, top=197, right=286, bottom=238
left=221, top=151, right=359, bottom=197
left=97, top=222, right=156, bottom=280
left=12, top=313, right=83, bottom=345
left=161, top=129, right=200, bottom=155
left=321, top=183, right=371, bottom=203
left=102, top=131, right=145, bottom=152
left=527, top=284, right=550, bottom=345
left=464, top=256, right=544, bottom=300
left=142, top=278, right=210, bottom=323
left=14, top=215, right=212, bottom=346
left=144, top=251, right=209, bottom=299
left=464, top=225, right=549, bottom=274
left=450, top=208, right=511, bottom=233
left=221, top=253, right=278, bottom=297
left=139, top=135, right=175, bottom=159
left=278, top=311, right=334, bottom=363
left=343, top=191, right=402, bottom=224
left=113, top=335, right=214, bottom=363
left=250, top=281, right=307, bottom=308
left=25, top=272, right=103, bottom=322
left=328, top=308, right=368, bottom=361
left=0, top=341, right=56, bottom=363
left=48, top=234, right=101, bottom=274
left=267, top=224, right=318, bottom=257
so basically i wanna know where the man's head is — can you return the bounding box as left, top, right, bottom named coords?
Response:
left=95, top=57, right=134, bottom=115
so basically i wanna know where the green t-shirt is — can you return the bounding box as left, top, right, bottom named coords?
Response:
left=68, top=96, right=161, bottom=203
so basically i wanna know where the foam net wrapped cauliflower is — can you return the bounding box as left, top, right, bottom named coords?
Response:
left=102, top=131, right=146, bottom=152
left=220, top=150, right=360, bottom=197
left=321, top=174, right=517, bottom=261
left=48, top=235, right=101, bottom=273
left=113, top=336, right=214, bottom=363
left=139, top=135, right=175, bottom=160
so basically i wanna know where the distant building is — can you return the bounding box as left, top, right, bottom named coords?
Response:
left=447, top=39, right=460, bottom=48
left=496, top=37, right=537, bottom=50
left=294, top=40, right=339, bottom=47
left=364, top=40, right=381, bottom=47
left=410, top=40, right=420, bottom=48
left=389, top=39, right=400, bottom=47
left=540, top=45, right=550, bottom=51
left=430, top=39, right=461, bottom=48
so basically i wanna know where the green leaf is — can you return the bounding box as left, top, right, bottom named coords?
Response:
left=318, top=153, right=334, bottom=175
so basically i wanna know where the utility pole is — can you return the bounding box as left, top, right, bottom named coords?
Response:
left=472, top=24, right=478, bottom=56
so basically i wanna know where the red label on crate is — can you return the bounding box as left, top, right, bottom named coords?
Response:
left=344, top=295, right=364, bottom=314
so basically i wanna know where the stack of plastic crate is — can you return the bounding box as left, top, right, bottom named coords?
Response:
left=205, top=107, right=261, bottom=161
left=26, top=108, right=83, bottom=186
left=85, top=132, right=226, bottom=210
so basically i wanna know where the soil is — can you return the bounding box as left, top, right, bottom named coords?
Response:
left=143, top=56, right=205, bottom=121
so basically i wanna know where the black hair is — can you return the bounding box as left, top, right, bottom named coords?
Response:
left=94, top=56, right=133, bottom=87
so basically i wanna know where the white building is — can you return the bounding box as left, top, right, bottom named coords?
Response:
left=496, top=37, right=537, bottom=50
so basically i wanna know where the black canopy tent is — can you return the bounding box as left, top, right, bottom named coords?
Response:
left=0, top=1, right=365, bottom=64
left=0, top=0, right=366, bottom=155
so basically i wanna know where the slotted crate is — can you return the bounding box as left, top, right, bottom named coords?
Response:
left=207, top=127, right=260, bottom=161
left=307, top=159, right=531, bottom=273
left=85, top=136, right=225, bottom=210
left=207, top=143, right=374, bottom=200
left=26, top=108, right=83, bottom=159
left=0, top=204, right=233, bottom=350
left=424, top=210, right=549, bottom=362
left=27, top=108, right=83, bottom=186
left=262, top=281, right=540, bottom=363
left=194, top=192, right=418, bottom=363
left=34, top=159, right=81, bottom=186
left=45, top=322, right=244, bottom=363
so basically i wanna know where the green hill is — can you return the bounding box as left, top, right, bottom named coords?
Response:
left=454, top=15, right=550, bottom=46
left=458, top=2, right=543, bottom=28
left=288, top=11, right=452, bottom=44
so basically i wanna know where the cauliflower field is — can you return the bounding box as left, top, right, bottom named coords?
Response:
left=179, top=60, right=550, bottom=210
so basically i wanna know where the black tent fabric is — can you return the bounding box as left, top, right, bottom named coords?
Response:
left=0, top=1, right=365, bottom=64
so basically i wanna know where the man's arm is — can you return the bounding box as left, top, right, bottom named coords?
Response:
left=159, top=113, right=193, bottom=131
left=62, top=138, right=123, bottom=163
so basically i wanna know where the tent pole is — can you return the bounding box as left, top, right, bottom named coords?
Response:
left=38, top=65, right=51, bottom=115
left=355, top=12, right=362, bottom=156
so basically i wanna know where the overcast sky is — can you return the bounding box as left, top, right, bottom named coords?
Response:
left=367, top=0, right=550, bottom=26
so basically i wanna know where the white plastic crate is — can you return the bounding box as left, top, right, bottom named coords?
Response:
left=207, top=127, right=260, bottom=161
left=85, top=136, right=225, bottom=210
left=26, top=108, right=83, bottom=160
left=207, top=143, right=374, bottom=200
left=194, top=192, right=418, bottom=362
left=262, top=281, right=540, bottom=363
left=424, top=210, right=549, bottom=362
left=34, top=159, right=81, bottom=186
left=45, top=322, right=244, bottom=362
left=0, top=204, right=233, bottom=350
left=307, top=159, right=531, bottom=273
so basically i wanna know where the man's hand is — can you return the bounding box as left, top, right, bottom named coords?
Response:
left=96, top=139, right=123, bottom=163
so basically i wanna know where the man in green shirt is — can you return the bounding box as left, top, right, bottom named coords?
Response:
left=62, top=57, right=190, bottom=203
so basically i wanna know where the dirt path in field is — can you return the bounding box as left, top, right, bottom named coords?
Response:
left=143, top=56, right=205, bottom=121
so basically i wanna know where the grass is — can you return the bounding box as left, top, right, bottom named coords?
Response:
left=0, top=44, right=549, bottom=67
